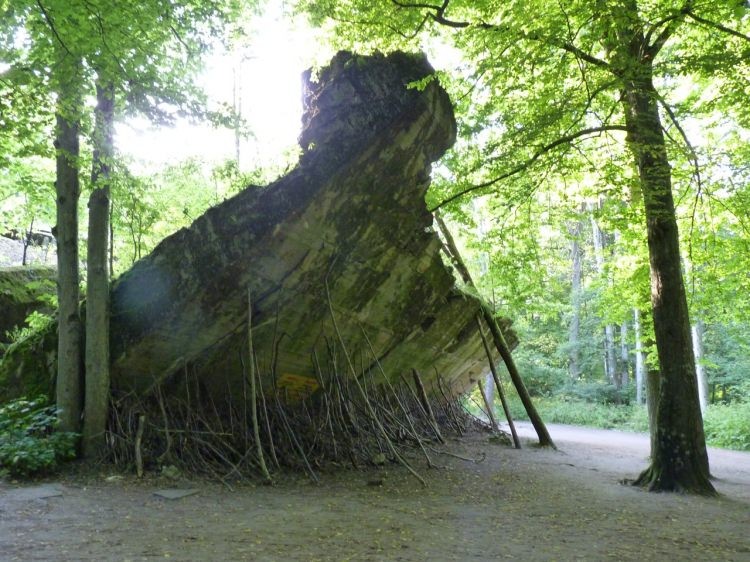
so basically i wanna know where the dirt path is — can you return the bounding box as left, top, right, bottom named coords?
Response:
left=1, top=424, right=748, bottom=561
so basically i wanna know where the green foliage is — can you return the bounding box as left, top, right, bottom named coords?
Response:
left=505, top=395, right=649, bottom=432
left=703, top=322, right=750, bottom=403
left=558, top=381, right=633, bottom=406
left=0, top=397, right=78, bottom=477
left=502, top=395, right=750, bottom=451
left=5, top=310, right=54, bottom=344
left=513, top=347, right=568, bottom=397
left=703, top=402, right=750, bottom=451
left=0, top=313, right=57, bottom=402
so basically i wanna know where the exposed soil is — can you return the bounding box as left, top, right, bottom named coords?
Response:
left=1, top=422, right=748, bottom=561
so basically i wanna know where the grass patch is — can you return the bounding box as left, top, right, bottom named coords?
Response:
left=499, top=395, right=749, bottom=451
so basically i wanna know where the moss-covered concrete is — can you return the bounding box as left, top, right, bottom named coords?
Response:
left=2, top=52, right=516, bottom=405
left=106, top=51, right=512, bottom=401
left=0, top=266, right=57, bottom=400
left=0, top=265, right=56, bottom=349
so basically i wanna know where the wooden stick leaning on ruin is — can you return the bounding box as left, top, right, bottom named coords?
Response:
left=248, top=287, right=272, bottom=482
left=360, top=326, right=439, bottom=468
left=433, top=212, right=556, bottom=449
left=477, top=379, right=498, bottom=431
left=412, top=368, right=445, bottom=444
left=476, top=318, right=521, bottom=449
left=325, top=275, right=427, bottom=487
left=135, top=413, right=146, bottom=478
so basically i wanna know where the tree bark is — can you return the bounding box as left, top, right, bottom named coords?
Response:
left=83, top=81, right=114, bottom=457
left=617, top=25, right=713, bottom=492
left=54, top=55, right=83, bottom=434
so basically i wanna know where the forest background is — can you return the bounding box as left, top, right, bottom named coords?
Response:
left=0, top=0, right=748, bottom=469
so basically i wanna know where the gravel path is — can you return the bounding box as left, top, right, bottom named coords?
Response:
left=1, top=424, right=748, bottom=561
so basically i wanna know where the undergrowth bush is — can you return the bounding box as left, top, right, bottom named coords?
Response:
left=502, top=395, right=749, bottom=451
left=703, top=402, right=750, bottom=451
left=558, top=381, right=633, bottom=405
left=506, top=395, right=649, bottom=432
left=0, top=397, right=78, bottom=478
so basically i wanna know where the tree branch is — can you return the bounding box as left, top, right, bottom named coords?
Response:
left=684, top=9, right=750, bottom=43
left=392, top=0, right=469, bottom=28
left=656, top=96, right=702, bottom=192
left=392, top=0, right=612, bottom=70
left=644, top=2, right=692, bottom=58
left=430, top=125, right=628, bottom=211
left=36, top=0, right=71, bottom=55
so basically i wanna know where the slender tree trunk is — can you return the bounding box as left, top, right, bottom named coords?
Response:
left=22, top=217, right=34, bottom=266
left=568, top=219, right=583, bottom=380
left=477, top=379, right=498, bottom=430
left=590, top=210, right=618, bottom=385
left=691, top=320, right=708, bottom=415
left=434, top=213, right=555, bottom=448
left=54, top=55, right=83, bottom=434
left=619, top=321, right=629, bottom=387
left=619, top=44, right=713, bottom=492
left=83, top=81, right=114, bottom=457
left=484, top=373, right=495, bottom=406
left=633, top=308, right=645, bottom=405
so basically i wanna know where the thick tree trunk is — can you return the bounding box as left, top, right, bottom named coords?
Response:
left=54, top=57, right=83, bottom=434
left=621, top=64, right=713, bottom=493
left=645, top=366, right=660, bottom=457
left=83, top=81, right=114, bottom=457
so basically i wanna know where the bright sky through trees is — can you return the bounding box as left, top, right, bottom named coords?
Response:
left=116, top=6, right=323, bottom=171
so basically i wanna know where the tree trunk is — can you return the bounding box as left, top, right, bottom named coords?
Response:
left=620, top=52, right=713, bottom=493
left=645, top=366, right=659, bottom=457
left=691, top=320, right=708, bottom=415
left=477, top=379, right=498, bottom=430
left=590, top=211, right=618, bottom=386
left=568, top=219, right=583, bottom=380
left=83, top=81, right=114, bottom=457
left=633, top=308, right=645, bottom=405
left=619, top=321, right=629, bottom=387
left=54, top=55, right=83, bottom=434
left=484, top=373, right=495, bottom=406
left=22, top=217, right=34, bottom=266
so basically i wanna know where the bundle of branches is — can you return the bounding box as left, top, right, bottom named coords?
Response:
left=105, top=341, right=493, bottom=486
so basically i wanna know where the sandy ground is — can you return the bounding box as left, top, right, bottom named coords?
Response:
left=1, top=423, right=748, bottom=561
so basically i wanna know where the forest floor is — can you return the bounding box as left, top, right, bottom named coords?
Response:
left=1, top=422, right=749, bottom=561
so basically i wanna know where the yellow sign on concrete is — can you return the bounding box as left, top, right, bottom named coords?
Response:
left=276, top=373, right=320, bottom=402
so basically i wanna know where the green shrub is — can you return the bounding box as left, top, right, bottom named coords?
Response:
left=503, top=394, right=748, bottom=451
left=505, top=395, right=649, bottom=431
left=0, top=397, right=78, bottom=478
left=559, top=381, right=634, bottom=405
left=704, top=402, right=750, bottom=451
